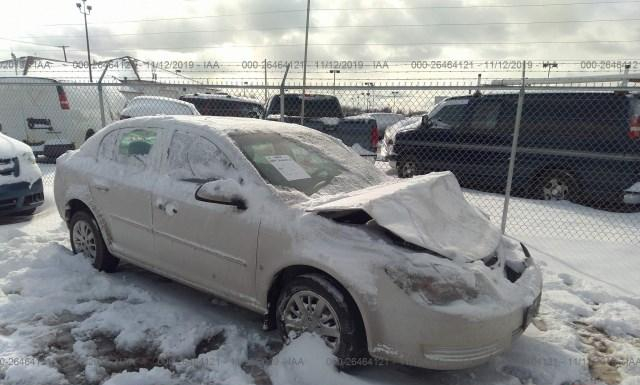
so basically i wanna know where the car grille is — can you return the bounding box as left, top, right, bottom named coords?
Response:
left=0, top=157, right=19, bottom=177
left=423, top=342, right=504, bottom=362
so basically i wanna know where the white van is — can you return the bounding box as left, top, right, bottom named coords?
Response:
left=0, top=77, right=126, bottom=158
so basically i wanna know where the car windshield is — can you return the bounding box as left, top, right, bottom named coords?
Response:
left=230, top=131, right=386, bottom=196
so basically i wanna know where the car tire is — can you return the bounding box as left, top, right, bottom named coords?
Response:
left=69, top=211, right=119, bottom=272
left=276, top=274, right=365, bottom=361
left=536, top=169, right=577, bottom=201
left=397, top=159, right=417, bottom=178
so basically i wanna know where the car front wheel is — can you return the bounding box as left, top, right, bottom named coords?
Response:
left=276, top=274, right=365, bottom=361
left=69, top=211, right=119, bottom=272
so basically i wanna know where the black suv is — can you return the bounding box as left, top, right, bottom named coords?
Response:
left=390, top=92, right=640, bottom=208
left=179, top=93, right=264, bottom=118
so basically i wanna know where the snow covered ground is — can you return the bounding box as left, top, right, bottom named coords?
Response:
left=1, top=166, right=639, bottom=385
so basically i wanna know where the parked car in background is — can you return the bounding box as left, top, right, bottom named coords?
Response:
left=265, top=94, right=379, bottom=156
left=0, top=76, right=126, bottom=159
left=0, top=131, right=44, bottom=216
left=54, top=115, right=542, bottom=370
left=179, top=93, right=264, bottom=118
left=391, top=92, right=640, bottom=207
left=119, top=96, right=200, bottom=119
left=350, top=112, right=405, bottom=136
left=377, top=115, right=423, bottom=162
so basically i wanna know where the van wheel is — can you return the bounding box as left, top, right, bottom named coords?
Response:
left=397, top=160, right=417, bottom=178
left=69, top=211, right=119, bottom=272
left=538, top=170, right=576, bottom=201
left=276, top=274, right=365, bottom=361
left=85, top=129, right=95, bottom=141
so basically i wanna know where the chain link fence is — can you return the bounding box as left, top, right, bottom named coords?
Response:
left=1, top=78, right=638, bottom=243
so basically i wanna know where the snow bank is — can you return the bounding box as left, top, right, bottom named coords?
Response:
left=4, top=365, right=66, bottom=385
left=103, top=367, right=175, bottom=385
left=586, top=301, right=640, bottom=337
left=267, top=333, right=368, bottom=385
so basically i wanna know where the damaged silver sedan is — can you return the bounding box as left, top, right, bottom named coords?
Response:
left=54, top=116, right=542, bottom=370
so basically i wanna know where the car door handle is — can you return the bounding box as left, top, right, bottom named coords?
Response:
left=156, top=201, right=178, bottom=216
left=93, top=183, right=110, bottom=192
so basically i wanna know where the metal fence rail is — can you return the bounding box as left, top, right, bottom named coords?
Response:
left=1, top=78, right=638, bottom=243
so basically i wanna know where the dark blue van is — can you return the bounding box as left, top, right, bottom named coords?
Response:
left=390, top=92, right=640, bottom=208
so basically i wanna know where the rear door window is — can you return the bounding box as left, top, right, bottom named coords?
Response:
left=115, top=128, right=159, bottom=170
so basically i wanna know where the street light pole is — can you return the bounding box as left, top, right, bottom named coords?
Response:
left=542, top=61, right=558, bottom=78
left=76, top=0, right=93, bottom=82
left=392, top=91, right=399, bottom=113
left=329, top=69, right=340, bottom=95
left=364, top=82, right=374, bottom=111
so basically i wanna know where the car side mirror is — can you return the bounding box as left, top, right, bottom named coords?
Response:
left=195, top=180, right=247, bottom=210
left=421, top=115, right=433, bottom=128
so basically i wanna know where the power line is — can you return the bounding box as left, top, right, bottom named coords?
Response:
left=14, top=17, right=640, bottom=40
left=0, top=37, right=62, bottom=48
left=38, top=0, right=640, bottom=27
left=59, top=39, right=640, bottom=52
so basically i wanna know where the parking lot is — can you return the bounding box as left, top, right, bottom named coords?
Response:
left=1, top=163, right=639, bottom=385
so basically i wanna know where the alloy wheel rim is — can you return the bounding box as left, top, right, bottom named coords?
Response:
left=283, top=290, right=341, bottom=352
left=543, top=177, right=569, bottom=200
left=72, top=220, right=97, bottom=262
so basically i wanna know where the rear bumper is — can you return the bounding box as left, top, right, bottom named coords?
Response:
left=624, top=192, right=640, bottom=205
left=624, top=182, right=640, bottom=204
left=0, top=179, right=44, bottom=215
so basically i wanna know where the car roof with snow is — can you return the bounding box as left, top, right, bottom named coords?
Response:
left=180, top=93, right=263, bottom=105
left=82, top=115, right=317, bottom=155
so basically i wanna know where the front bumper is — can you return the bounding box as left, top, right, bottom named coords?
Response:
left=365, top=264, right=542, bottom=370
left=0, top=179, right=44, bottom=215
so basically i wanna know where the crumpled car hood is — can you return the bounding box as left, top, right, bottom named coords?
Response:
left=306, top=171, right=502, bottom=262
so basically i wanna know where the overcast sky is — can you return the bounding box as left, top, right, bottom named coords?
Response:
left=0, top=0, right=639, bottom=82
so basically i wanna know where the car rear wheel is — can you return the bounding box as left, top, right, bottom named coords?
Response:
left=538, top=170, right=576, bottom=201
left=276, top=274, right=365, bottom=361
left=69, top=211, right=119, bottom=272
left=397, top=159, right=417, bottom=178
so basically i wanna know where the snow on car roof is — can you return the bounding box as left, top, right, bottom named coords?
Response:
left=80, top=115, right=318, bottom=156
left=180, top=93, right=262, bottom=105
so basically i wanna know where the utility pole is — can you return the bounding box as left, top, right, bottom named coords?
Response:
left=300, top=0, right=311, bottom=124
left=76, top=0, right=93, bottom=82
left=58, top=45, right=69, bottom=62
left=329, top=69, right=340, bottom=95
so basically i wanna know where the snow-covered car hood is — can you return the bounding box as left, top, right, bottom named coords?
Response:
left=306, top=171, right=502, bottom=262
left=0, top=132, right=32, bottom=157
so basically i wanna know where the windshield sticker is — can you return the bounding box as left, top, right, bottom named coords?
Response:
left=265, top=155, right=311, bottom=181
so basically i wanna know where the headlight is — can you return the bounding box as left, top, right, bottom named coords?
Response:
left=20, top=152, right=36, bottom=164
left=385, top=264, right=478, bottom=305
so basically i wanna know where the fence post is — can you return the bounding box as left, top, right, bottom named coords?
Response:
left=501, top=61, right=527, bottom=233
left=300, top=0, right=311, bottom=125
left=279, top=64, right=291, bottom=122
left=97, top=65, right=109, bottom=128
